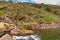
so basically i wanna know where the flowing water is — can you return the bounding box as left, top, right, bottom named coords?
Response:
left=13, top=35, right=40, bottom=40
left=13, top=28, right=60, bottom=40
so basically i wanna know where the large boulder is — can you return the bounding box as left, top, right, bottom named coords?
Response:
left=10, top=28, right=21, bottom=35
left=22, top=30, right=34, bottom=35
left=0, top=34, right=13, bottom=40
left=24, top=22, right=38, bottom=30
left=8, top=26, right=14, bottom=30
left=0, top=22, right=6, bottom=29
left=10, top=28, right=34, bottom=35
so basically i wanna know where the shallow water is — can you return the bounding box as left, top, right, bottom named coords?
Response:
left=34, top=29, right=60, bottom=40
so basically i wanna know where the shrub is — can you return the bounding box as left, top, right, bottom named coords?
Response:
left=54, top=10, right=60, bottom=15
left=24, top=26, right=32, bottom=30
left=40, top=11, right=55, bottom=23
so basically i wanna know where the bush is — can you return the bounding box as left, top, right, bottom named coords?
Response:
left=45, top=7, right=52, bottom=12
left=40, top=11, right=55, bottom=23
left=24, top=26, right=32, bottom=30
left=54, top=10, right=60, bottom=15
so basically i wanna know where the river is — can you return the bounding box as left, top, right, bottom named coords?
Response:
left=13, top=28, right=60, bottom=40
left=13, top=34, right=40, bottom=40
left=34, top=29, right=60, bottom=40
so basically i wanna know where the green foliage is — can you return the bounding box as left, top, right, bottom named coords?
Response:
left=40, top=11, right=55, bottom=23
left=0, top=2, right=60, bottom=24
left=5, top=26, right=9, bottom=29
left=24, top=26, right=32, bottom=30
left=0, top=10, right=5, bottom=15
left=54, top=10, right=60, bottom=15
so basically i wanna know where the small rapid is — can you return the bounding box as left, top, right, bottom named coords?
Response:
left=13, top=35, right=40, bottom=40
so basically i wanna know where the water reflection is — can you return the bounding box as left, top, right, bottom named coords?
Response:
left=34, top=29, right=60, bottom=40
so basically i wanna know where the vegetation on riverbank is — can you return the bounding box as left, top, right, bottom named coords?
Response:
left=0, top=2, right=60, bottom=24
left=0, top=2, right=60, bottom=37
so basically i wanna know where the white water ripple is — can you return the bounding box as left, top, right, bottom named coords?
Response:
left=13, top=35, right=40, bottom=40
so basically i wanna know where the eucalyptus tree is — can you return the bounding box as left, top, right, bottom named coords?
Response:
left=8, top=0, right=12, bottom=2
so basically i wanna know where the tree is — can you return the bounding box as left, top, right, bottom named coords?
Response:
left=8, top=0, right=12, bottom=2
